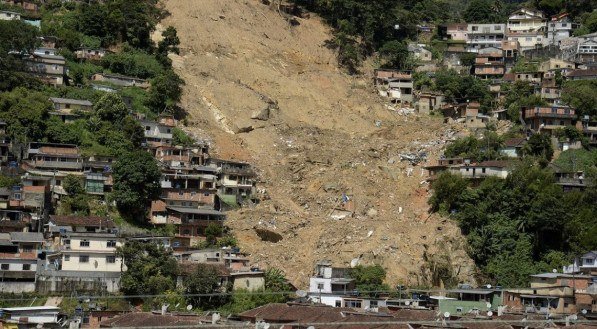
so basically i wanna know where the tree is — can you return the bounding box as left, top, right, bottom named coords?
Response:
left=93, top=93, right=129, bottom=124
left=60, top=174, right=90, bottom=215
left=63, top=175, right=86, bottom=196
left=118, top=240, right=179, bottom=296
left=204, top=224, right=223, bottom=246
left=522, top=133, right=554, bottom=161
left=172, top=128, right=195, bottom=147
left=350, top=265, right=389, bottom=297
left=264, top=268, right=291, bottom=293
left=561, top=80, right=597, bottom=118
left=463, top=0, right=498, bottom=23
left=0, top=88, right=50, bottom=143
left=184, top=263, right=228, bottom=309
left=146, top=70, right=184, bottom=113
left=428, top=172, right=469, bottom=213
left=111, top=150, right=161, bottom=220
left=158, top=26, right=180, bottom=55
left=121, top=116, right=144, bottom=149
left=379, top=40, right=409, bottom=69
left=0, top=20, right=40, bottom=91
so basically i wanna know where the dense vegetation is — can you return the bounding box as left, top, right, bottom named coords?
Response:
left=430, top=154, right=596, bottom=286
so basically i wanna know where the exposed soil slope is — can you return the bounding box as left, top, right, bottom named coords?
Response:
left=158, top=0, right=476, bottom=288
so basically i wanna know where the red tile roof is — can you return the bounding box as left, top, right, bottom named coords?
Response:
left=503, top=138, right=526, bottom=147
left=49, top=215, right=115, bottom=228
left=99, top=312, right=209, bottom=327
left=567, top=69, right=597, bottom=77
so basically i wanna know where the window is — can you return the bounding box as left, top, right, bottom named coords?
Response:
left=472, top=26, right=478, bottom=31
left=456, top=307, right=463, bottom=313
left=335, top=300, right=342, bottom=307
left=22, top=244, right=33, bottom=252
left=79, top=255, right=89, bottom=263
left=317, top=283, right=324, bottom=290
left=64, top=255, right=70, bottom=261
left=482, top=168, right=486, bottom=174
left=145, top=126, right=150, bottom=131
left=246, top=279, right=250, bottom=288
left=106, top=256, right=116, bottom=263
left=370, top=300, right=378, bottom=307
left=107, top=240, right=117, bottom=248
left=1, top=264, right=8, bottom=270
left=526, top=37, right=532, bottom=41
left=345, top=300, right=362, bottom=308
left=80, top=240, right=90, bottom=247
left=23, top=264, right=31, bottom=271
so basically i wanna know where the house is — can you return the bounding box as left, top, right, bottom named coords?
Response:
left=506, top=8, right=547, bottom=51
left=0, top=232, right=43, bottom=293
left=501, top=40, right=520, bottom=64
left=16, top=175, right=51, bottom=218
left=155, top=144, right=209, bottom=168
left=444, top=23, right=468, bottom=41
left=38, top=232, right=122, bottom=293
left=408, top=43, right=432, bottom=62
left=83, top=156, right=114, bottom=196
left=566, top=68, right=597, bottom=80
left=538, top=58, right=575, bottom=72
left=99, top=312, right=220, bottom=328
left=416, top=92, right=445, bottom=115
left=474, top=47, right=505, bottom=79
left=436, top=288, right=503, bottom=315
left=500, top=138, right=527, bottom=158
left=539, top=71, right=562, bottom=103
left=547, top=14, right=579, bottom=46
left=455, top=161, right=513, bottom=180
left=374, top=69, right=414, bottom=105
left=140, top=119, right=174, bottom=151
left=523, top=105, right=576, bottom=134
left=0, top=10, right=20, bottom=20
left=1, top=0, right=38, bottom=12
left=22, top=143, right=84, bottom=198
left=579, top=116, right=597, bottom=147
left=25, top=53, right=66, bottom=86
left=504, top=272, right=594, bottom=315
left=91, top=73, right=149, bottom=89
left=423, top=157, right=465, bottom=181
left=74, top=48, right=110, bottom=60
left=238, top=303, right=404, bottom=328
left=307, top=260, right=356, bottom=307
left=46, top=215, right=116, bottom=237
left=575, top=38, right=597, bottom=63
left=514, top=71, right=543, bottom=84
left=38, top=36, right=57, bottom=49
left=206, top=159, right=256, bottom=206
left=0, top=306, right=61, bottom=326
left=466, top=24, right=506, bottom=53
left=49, top=97, right=93, bottom=123
left=166, top=207, right=225, bottom=238
left=579, top=251, right=597, bottom=274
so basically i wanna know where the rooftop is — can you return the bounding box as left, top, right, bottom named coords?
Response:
left=49, top=97, right=92, bottom=106
left=99, top=312, right=210, bottom=328
left=9, top=232, right=43, bottom=243
left=49, top=215, right=115, bottom=228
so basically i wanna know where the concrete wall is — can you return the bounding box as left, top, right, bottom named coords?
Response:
left=0, top=281, right=36, bottom=293
left=36, top=271, right=120, bottom=293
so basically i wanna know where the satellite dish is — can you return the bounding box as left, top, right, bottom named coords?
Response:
left=186, top=305, right=193, bottom=311
left=581, top=309, right=588, bottom=315
left=486, top=284, right=492, bottom=289
left=405, top=301, right=411, bottom=306
left=486, top=302, right=492, bottom=309
left=569, top=314, right=578, bottom=321
left=296, top=290, right=307, bottom=298
left=552, top=269, right=557, bottom=273
left=444, top=312, right=450, bottom=318
left=487, top=311, right=493, bottom=317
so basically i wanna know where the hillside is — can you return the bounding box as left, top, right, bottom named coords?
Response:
left=157, top=0, right=476, bottom=288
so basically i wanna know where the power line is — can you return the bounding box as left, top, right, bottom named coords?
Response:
left=0, top=286, right=580, bottom=301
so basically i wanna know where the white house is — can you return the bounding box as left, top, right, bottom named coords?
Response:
left=507, top=8, right=547, bottom=50
left=466, top=24, right=506, bottom=52
left=0, top=10, right=20, bottom=20
left=58, top=232, right=123, bottom=272
left=451, top=161, right=513, bottom=179
left=0, top=306, right=61, bottom=325
left=307, top=260, right=356, bottom=306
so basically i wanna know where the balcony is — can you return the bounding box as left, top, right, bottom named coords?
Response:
left=525, top=108, right=576, bottom=119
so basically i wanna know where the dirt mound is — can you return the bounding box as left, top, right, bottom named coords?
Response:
left=159, top=0, right=476, bottom=288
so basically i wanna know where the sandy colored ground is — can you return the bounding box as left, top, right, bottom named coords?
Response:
left=157, top=0, right=477, bottom=288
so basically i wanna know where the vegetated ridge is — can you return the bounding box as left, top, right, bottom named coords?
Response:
left=157, top=0, right=475, bottom=288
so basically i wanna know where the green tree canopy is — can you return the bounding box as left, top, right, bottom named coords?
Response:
left=118, top=240, right=179, bottom=296
left=111, top=150, right=161, bottom=221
